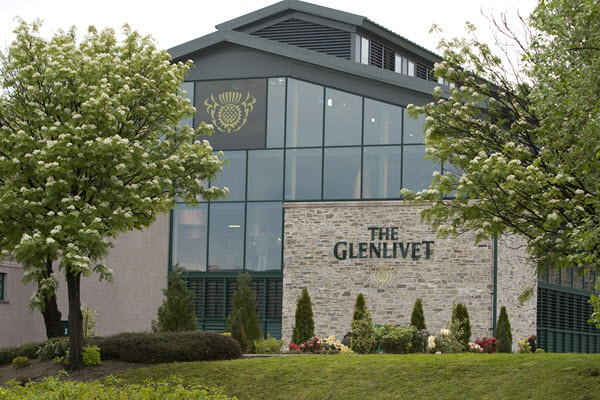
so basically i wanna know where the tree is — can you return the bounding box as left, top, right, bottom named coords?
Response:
left=402, top=0, right=600, bottom=323
left=451, top=302, right=471, bottom=350
left=0, top=20, right=228, bottom=369
left=151, top=268, right=197, bottom=333
left=226, top=273, right=261, bottom=352
left=411, top=298, right=427, bottom=330
left=291, top=288, right=315, bottom=344
left=496, top=306, right=513, bottom=353
left=352, top=293, right=367, bottom=322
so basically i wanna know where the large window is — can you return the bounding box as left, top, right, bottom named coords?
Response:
left=172, top=205, right=208, bottom=272
left=208, top=203, right=245, bottom=271
left=286, top=79, right=323, bottom=147
left=173, top=77, right=437, bottom=275
left=245, top=202, right=282, bottom=271
left=285, top=148, right=322, bottom=200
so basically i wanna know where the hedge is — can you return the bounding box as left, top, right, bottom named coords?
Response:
left=0, top=377, right=234, bottom=399
left=85, top=331, right=241, bottom=363
left=0, top=342, right=43, bottom=365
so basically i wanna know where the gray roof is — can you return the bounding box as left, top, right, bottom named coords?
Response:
left=214, top=0, right=442, bottom=62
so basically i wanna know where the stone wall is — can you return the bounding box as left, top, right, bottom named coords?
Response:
left=496, top=233, right=538, bottom=351
left=283, top=201, right=496, bottom=343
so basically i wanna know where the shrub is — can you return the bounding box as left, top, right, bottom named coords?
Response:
left=82, top=345, right=101, bottom=366
left=352, top=293, right=367, bottom=321
left=451, top=303, right=471, bottom=351
left=410, top=298, right=427, bottom=330
left=35, top=337, right=69, bottom=361
left=85, top=331, right=241, bottom=363
left=11, top=356, right=29, bottom=368
left=518, top=338, right=532, bottom=353
left=496, top=306, right=513, bottom=353
left=0, top=342, right=43, bottom=365
left=430, top=325, right=465, bottom=354
left=291, top=288, right=315, bottom=345
left=350, top=303, right=377, bottom=354
left=152, top=268, right=197, bottom=333
left=253, top=335, right=286, bottom=354
left=226, top=273, right=262, bottom=353
left=81, top=304, right=99, bottom=338
left=475, top=337, right=498, bottom=353
left=535, top=348, right=546, bottom=353
left=0, top=376, right=235, bottom=399
left=376, top=324, right=428, bottom=354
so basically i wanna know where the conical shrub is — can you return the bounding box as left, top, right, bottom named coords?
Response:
left=151, top=268, right=197, bottom=333
left=451, top=302, right=471, bottom=350
left=353, top=293, right=367, bottom=322
left=496, top=306, right=513, bottom=353
left=411, top=298, right=426, bottom=330
left=226, top=273, right=261, bottom=352
left=291, top=288, right=315, bottom=344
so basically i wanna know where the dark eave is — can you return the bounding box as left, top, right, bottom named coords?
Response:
left=168, top=30, right=438, bottom=96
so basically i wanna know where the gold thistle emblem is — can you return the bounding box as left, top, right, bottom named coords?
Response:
left=204, top=91, right=256, bottom=133
left=370, top=264, right=397, bottom=288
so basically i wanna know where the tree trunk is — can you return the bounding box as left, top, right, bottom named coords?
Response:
left=66, top=269, right=83, bottom=370
left=41, top=256, right=63, bottom=339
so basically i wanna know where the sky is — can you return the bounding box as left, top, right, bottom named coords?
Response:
left=0, top=0, right=539, bottom=55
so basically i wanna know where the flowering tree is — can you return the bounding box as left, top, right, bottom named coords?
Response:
left=403, top=0, right=600, bottom=322
left=0, top=20, right=228, bottom=369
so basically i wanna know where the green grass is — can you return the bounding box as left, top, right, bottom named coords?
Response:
left=111, top=353, right=600, bottom=400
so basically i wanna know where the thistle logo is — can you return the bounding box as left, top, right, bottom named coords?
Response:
left=204, top=91, right=256, bottom=133
left=370, top=264, right=397, bottom=288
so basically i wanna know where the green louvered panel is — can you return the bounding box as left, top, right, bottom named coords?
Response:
left=537, top=283, right=600, bottom=353
left=187, top=276, right=282, bottom=338
left=204, top=279, right=225, bottom=318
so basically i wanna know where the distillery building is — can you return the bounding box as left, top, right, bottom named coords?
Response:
left=1, top=0, right=599, bottom=353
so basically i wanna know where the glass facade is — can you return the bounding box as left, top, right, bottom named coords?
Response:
left=171, top=77, right=438, bottom=336
left=0, top=272, right=5, bottom=301
left=172, top=77, right=437, bottom=274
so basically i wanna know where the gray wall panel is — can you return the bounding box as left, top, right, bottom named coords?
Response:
left=184, top=44, right=435, bottom=107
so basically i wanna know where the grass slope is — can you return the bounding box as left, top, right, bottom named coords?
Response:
left=112, top=353, right=600, bottom=400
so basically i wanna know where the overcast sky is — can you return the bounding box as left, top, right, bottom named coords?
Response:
left=0, top=0, right=538, bottom=55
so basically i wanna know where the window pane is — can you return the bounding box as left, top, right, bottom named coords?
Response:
left=267, top=78, right=286, bottom=148
left=245, top=202, right=282, bottom=272
left=285, top=149, right=322, bottom=200
left=208, top=203, right=244, bottom=271
left=211, top=151, right=246, bottom=201
left=286, top=79, right=323, bottom=147
left=407, top=61, right=415, bottom=77
left=403, top=109, right=426, bottom=144
left=364, top=99, right=402, bottom=145
left=196, top=79, right=266, bottom=150
left=394, top=54, right=403, bottom=73
left=323, top=147, right=361, bottom=199
left=324, top=88, right=362, bottom=146
left=172, top=205, right=208, bottom=272
left=180, top=82, right=194, bottom=128
left=363, top=146, right=401, bottom=199
left=361, top=37, right=369, bottom=64
left=402, top=145, right=439, bottom=192
left=247, top=150, right=283, bottom=200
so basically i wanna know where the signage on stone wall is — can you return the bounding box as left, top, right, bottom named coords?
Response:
left=333, top=226, right=434, bottom=261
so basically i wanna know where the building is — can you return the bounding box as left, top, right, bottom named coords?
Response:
left=1, top=0, right=599, bottom=353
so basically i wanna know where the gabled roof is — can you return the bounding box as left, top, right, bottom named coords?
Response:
left=214, top=0, right=441, bottom=62
left=168, top=29, right=437, bottom=95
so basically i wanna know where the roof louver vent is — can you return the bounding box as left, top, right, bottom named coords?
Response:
left=252, top=18, right=351, bottom=60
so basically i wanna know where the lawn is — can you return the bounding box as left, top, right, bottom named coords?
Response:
left=111, top=353, right=600, bottom=400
